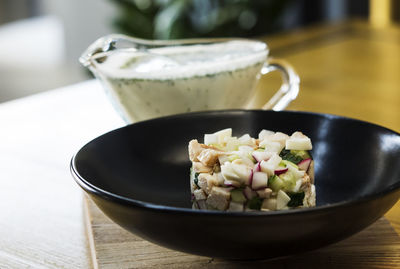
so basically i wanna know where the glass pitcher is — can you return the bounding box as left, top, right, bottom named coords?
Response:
left=80, top=34, right=299, bottom=123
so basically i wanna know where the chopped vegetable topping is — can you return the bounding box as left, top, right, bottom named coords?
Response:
left=279, top=149, right=303, bottom=164
left=231, top=189, right=247, bottom=203
left=287, top=192, right=305, bottom=207
left=188, top=129, right=316, bottom=212
left=194, top=172, right=200, bottom=188
left=248, top=196, right=263, bottom=210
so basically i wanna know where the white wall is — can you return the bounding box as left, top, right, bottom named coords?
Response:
left=40, top=0, right=118, bottom=68
left=0, top=0, right=118, bottom=102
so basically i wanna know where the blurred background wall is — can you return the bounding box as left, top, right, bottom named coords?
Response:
left=0, top=0, right=396, bottom=103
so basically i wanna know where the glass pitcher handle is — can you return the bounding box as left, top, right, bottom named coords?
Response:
left=260, top=58, right=300, bottom=111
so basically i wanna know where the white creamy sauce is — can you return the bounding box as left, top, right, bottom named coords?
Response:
left=94, top=40, right=268, bottom=122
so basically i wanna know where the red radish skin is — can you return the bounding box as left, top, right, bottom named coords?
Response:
left=224, top=179, right=241, bottom=188
left=274, top=167, right=288, bottom=175
left=251, top=151, right=272, bottom=162
left=249, top=169, right=254, bottom=186
left=298, top=158, right=312, bottom=171
left=253, top=162, right=261, bottom=172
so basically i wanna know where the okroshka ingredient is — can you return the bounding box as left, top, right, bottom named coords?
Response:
left=189, top=129, right=316, bottom=212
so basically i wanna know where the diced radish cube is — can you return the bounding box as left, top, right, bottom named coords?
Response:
left=249, top=169, right=253, bottom=186
left=243, top=186, right=256, bottom=200
left=277, top=190, right=291, bottom=210
left=298, top=158, right=312, bottom=171
left=251, top=172, right=269, bottom=190
left=252, top=151, right=274, bottom=162
left=204, top=134, right=218, bottom=145
left=258, top=129, right=275, bottom=140
left=253, top=162, right=261, bottom=172
left=260, top=154, right=282, bottom=176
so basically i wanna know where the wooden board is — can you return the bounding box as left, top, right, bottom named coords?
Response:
left=84, top=196, right=400, bottom=269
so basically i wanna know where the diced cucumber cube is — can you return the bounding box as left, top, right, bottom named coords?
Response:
left=290, top=150, right=311, bottom=160
left=231, top=189, right=246, bottom=203
left=279, top=171, right=296, bottom=191
left=248, top=196, right=263, bottom=210
left=268, top=175, right=284, bottom=192
left=287, top=192, right=305, bottom=207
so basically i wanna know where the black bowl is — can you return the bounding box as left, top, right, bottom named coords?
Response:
left=71, top=110, right=400, bottom=260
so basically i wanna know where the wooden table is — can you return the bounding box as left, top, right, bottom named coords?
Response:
left=0, top=20, right=399, bottom=267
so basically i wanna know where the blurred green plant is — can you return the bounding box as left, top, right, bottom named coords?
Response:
left=110, top=0, right=293, bottom=39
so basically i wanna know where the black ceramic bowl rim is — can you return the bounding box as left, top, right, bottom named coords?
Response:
left=70, top=109, right=400, bottom=217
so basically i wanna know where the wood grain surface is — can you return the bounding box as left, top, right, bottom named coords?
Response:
left=84, top=197, right=400, bottom=269
left=0, top=81, right=124, bottom=268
